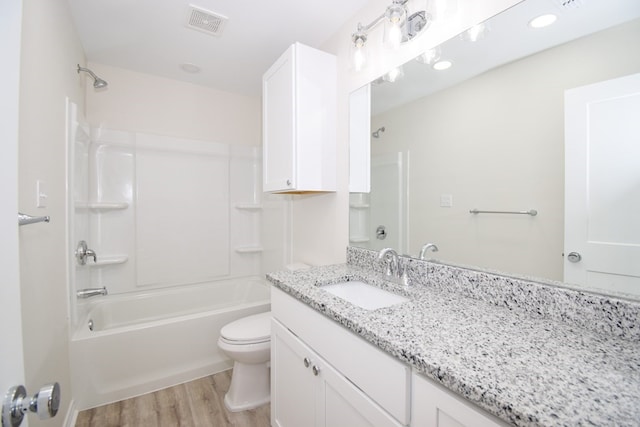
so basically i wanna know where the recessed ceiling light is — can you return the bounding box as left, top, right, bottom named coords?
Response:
left=529, top=14, right=557, bottom=29
left=433, top=60, right=452, bottom=71
left=180, top=63, right=201, bottom=74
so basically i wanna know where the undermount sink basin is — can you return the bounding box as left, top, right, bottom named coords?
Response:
left=320, top=280, right=409, bottom=310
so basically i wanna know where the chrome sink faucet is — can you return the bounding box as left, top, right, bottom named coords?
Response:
left=76, top=287, right=108, bottom=299
left=419, top=243, right=439, bottom=260
left=377, top=248, right=410, bottom=286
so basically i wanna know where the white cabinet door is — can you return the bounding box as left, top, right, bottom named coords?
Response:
left=411, top=373, right=508, bottom=427
left=564, top=73, right=640, bottom=296
left=263, top=45, right=296, bottom=192
left=272, top=319, right=402, bottom=427
left=271, top=319, right=318, bottom=427
left=262, top=43, right=336, bottom=193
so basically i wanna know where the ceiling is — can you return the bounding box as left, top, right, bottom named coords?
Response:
left=68, top=0, right=372, bottom=97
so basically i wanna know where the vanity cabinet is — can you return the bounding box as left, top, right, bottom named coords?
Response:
left=272, top=320, right=403, bottom=427
left=271, top=287, right=410, bottom=427
left=262, top=42, right=336, bottom=193
left=411, top=373, right=509, bottom=427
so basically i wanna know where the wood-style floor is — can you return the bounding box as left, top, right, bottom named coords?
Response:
left=75, top=370, right=270, bottom=427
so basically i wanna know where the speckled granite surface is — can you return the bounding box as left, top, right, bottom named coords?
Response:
left=267, top=249, right=640, bottom=426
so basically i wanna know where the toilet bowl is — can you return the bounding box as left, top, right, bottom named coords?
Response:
left=217, top=311, right=271, bottom=412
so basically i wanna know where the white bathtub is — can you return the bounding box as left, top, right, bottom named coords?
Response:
left=70, top=277, right=270, bottom=410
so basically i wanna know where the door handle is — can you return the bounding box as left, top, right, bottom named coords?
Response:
left=567, top=252, right=582, bottom=263
left=2, top=383, right=60, bottom=426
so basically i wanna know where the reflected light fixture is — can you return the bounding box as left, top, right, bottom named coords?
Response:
left=416, top=46, right=441, bottom=65
left=529, top=13, right=558, bottom=29
left=383, top=66, right=404, bottom=83
left=462, top=22, right=490, bottom=42
left=350, top=0, right=431, bottom=71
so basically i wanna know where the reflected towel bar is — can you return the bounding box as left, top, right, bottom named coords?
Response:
left=18, top=212, right=51, bottom=226
left=470, top=209, right=537, bottom=216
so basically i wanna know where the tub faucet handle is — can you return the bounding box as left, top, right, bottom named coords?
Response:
left=76, top=240, right=97, bottom=265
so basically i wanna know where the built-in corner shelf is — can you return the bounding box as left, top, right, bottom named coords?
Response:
left=235, top=246, right=264, bottom=254
left=349, top=203, right=370, bottom=209
left=75, top=201, right=129, bottom=211
left=349, top=237, right=370, bottom=243
left=235, top=204, right=263, bottom=211
left=88, top=255, right=128, bottom=267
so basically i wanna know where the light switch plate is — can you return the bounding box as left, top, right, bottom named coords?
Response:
left=440, top=194, right=453, bottom=207
left=37, top=180, right=48, bottom=208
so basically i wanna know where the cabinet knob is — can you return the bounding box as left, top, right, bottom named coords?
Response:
left=286, top=179, right=291, bottom=186
left=303, top=357, right=311, bottom=368
left=312, top=365, right=320, bottom=376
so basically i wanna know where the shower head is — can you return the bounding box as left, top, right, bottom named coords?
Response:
left=77, top=64, right=108, bottom=89
left=372, top=127, right=385, bottom=138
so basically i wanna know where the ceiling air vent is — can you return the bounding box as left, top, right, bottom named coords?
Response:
left=185, top=5, right=228, bottom=36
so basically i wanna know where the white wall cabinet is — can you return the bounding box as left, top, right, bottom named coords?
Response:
left=411, top=372, right=510, bottom=427
left=272, top=319, right=403, bottom=427
left=262, top=42, right=336, bottom=193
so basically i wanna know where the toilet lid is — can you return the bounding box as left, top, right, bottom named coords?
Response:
left=220, top=311, right=271, bottom=343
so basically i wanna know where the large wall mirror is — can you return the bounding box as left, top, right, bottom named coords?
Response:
left=349, top=0, right=640, bottom=299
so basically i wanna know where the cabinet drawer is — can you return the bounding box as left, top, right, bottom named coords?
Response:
left=272, top=287, right=410, bottom=425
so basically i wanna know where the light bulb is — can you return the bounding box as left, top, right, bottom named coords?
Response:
left=432, top=60, right=452, bottom=71
left=384, top=3, right=406, bottom=50
left=351, top=32, right=368, bottom=72
left=529, top=14, right=557, bottom=29
left=383, top=66, right=404, bottom=83
left=416, top=46, right=441, bottom=65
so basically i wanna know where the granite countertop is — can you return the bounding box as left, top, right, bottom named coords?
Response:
left=266, top=263, right=640, bottom=427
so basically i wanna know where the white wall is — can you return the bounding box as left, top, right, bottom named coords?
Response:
left=18, top=0, right=86, bottom=424
left=288, top=0, right=523, bottom=266
left=85, top=63, right=261, bottom=146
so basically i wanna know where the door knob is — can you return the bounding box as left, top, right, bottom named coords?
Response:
left=567, top=252, right=582, bottom=263
left=2, top=383, right=60, bottom=426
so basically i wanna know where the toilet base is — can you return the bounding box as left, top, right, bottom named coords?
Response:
left=224, top=361, right=270, bottom=412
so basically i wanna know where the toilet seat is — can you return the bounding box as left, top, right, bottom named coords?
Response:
left=220, top=311, right=271, bottom=344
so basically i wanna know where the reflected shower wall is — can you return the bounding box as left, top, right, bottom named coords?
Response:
left=350, top=151, right=408, bottom=253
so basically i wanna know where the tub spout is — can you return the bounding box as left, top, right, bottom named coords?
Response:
left=77, top=287, right=108, bottom=299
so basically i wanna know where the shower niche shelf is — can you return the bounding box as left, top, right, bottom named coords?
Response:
left=75, top=201, right=129, bottom=211
left=88, top=255, right=129, bottom=267
left=349, top=237, right=370, bottom=243
left=235, top=246, right=264, bottom=254
left=349, top=203, right=370, bottom=209
left=235, top=204, right=263, bottom=211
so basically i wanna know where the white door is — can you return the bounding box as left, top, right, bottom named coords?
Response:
left=0, top=0, right=27, bottom=422
left=564, top=73, right=640, bottom=296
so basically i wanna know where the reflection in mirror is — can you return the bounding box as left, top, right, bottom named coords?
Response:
left=349, top=0, right=640, bottom=299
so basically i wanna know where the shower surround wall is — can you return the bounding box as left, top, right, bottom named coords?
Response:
left=72, top=127, right=283, bottom=322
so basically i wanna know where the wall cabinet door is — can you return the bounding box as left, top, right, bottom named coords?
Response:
left=272, top=319, right=402, bottom=427
left=411, top=373, right=509, bottom=427
left=262, top=42, right=336, bottom=193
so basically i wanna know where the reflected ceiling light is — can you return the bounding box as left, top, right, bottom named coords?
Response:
left=350, top=0, right=431, bottom=71
left=432, top=60, right=452, bottom=71
left=529, top=14, right=557, bottom=29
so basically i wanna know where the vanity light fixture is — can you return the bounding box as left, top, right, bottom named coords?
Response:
left=350, top=0, right=431, bottom=71
left=432, top=60, right=452, bottom=71
left=529, top=13, right=558, bottom=29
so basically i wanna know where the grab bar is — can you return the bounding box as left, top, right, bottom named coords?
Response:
left=470, top=209, right=537, bottom=216
left=18, top=212, right=51, bottom=226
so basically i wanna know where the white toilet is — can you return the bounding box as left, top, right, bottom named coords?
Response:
left=217, top=311, right=272, bottom=412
